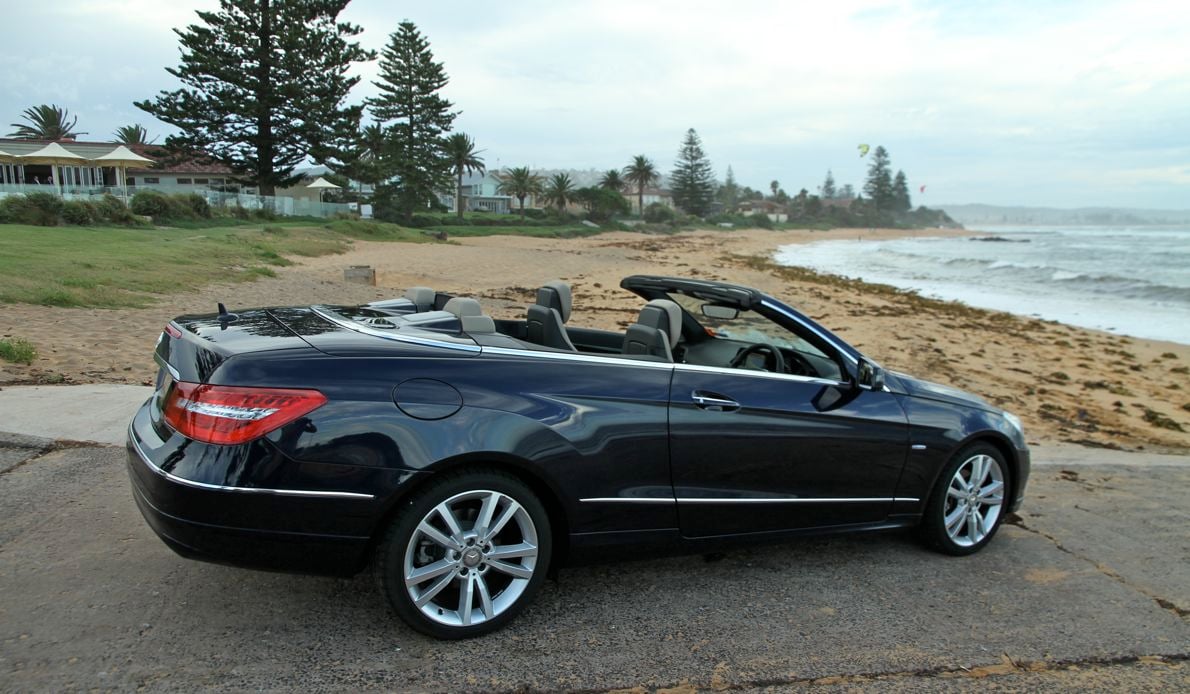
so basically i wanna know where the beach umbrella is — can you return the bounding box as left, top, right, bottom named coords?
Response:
left=18, top=142, right=87, bottom=194
left=306, top=176, right=341, bottom=204
left=93, top=145, right=156, bottom=199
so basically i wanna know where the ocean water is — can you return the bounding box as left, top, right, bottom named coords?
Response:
left=773, top=226, right=1190, bottom=344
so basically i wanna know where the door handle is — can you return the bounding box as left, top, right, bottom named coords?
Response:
left=691, top=390, right=740, bottom=412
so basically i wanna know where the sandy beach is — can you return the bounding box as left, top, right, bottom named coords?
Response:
left=1, top=226, right=1186, bottom=452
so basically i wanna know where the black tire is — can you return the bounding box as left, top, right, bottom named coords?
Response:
left=375, top=468, right=552, bottom=639
left=919, top=443, right=1011, bottom=556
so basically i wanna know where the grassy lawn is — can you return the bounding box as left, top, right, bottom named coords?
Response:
left=0, top=220, right=433, bottom=309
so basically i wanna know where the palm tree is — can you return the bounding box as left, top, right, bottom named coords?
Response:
left=598, top=169, right=624, bottom=192
left=112, top=124, right=157, bottom=145
left=542, top=173, right=576, bottom=213
left=8, top=104, right=86, bottom=140
left=444, top=132, right=485, bottom=220
left=622, top=155, right=660, bottom=217
left=496, top=166, right=542, bottom=219
left=770, top=180, right=780, bottom=198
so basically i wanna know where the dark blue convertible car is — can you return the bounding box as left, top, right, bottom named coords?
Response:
left=127, top=275, right=1029, bottom=638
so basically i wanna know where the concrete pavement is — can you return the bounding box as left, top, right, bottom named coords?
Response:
left=0, top=384, right=151, bottom=445
left=0, top=385, right=1186, bottom=690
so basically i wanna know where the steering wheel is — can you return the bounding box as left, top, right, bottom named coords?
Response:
left=729, top=343, right=786, bottom=373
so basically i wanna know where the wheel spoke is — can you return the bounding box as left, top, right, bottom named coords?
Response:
left=488, top=559, right=533, bottom=579
left=476, top=574, right=494, bottom=620
left=974, top=456, right=993, bottom=489
left=474, top=492, right=499, bottom=537
left=417, top=521, right=457, bottom=550
left=947, top=486, right=966, bottom=500
left=970, top=509, right=985, bottom=542
left=487, top=542, right=538, bottom=561
left=977, top=480, right=1004, bottom=500
left=483, top=500, right=522, bottom=542
left=435, top=502, right=465, bottom=542
left=413, top=571, right=455, bottom=608
left=967, top=457, right=983, bottom=490
left=405, top=558, right=455, bottom=587
left=945, top=503, right=968, bottom=535
left=458, top=574, right=475, bottom=626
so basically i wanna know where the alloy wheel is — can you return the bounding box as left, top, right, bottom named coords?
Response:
left=942, top=453, right=1005, bottom=547
left=403, top=489, right=540, bottom=628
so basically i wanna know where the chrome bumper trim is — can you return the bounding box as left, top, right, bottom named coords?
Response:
left=128, top=423, right=375, bottom=500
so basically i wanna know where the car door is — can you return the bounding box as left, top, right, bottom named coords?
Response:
left=669, top=363, right=910, bottom=539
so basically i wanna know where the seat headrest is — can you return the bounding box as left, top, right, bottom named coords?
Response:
left=460, top=315, right=496, bottom=334
left=637, top=299, right=682, bottom=349
left=443, top=297, right=483, bottom=317
left=403, top=286, right=435, bottom=311
left=536, top=280, right=572, bottom=323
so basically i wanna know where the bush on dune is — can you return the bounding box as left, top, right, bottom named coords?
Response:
left=0, top=192, right=64, bottom=226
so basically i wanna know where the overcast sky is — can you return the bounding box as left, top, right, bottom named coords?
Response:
left=2, top=0, right=1187, bottom=209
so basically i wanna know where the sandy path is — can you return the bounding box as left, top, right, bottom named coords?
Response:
left=1, top=226, right=1186, bottom=451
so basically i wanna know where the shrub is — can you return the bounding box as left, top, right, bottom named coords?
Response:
left=643, top=202, right=676, bottom=224
left=0, top=192, right=62, bottom=226
left=61, top=200, right=99, bottom=225
left=96, top=194, right=142, bottom=225
left=130, top=190, right=216, bottom=222
left=130, top=190, right=174, bottom=219
left=0, top=337, right=37, bottom=365
left=0, top=195, right=18, bottom=224
left=749, top=212, right=774, bottom=229
left=183, top=193, right=211, bottom=218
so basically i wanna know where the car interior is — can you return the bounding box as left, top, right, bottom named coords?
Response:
left=356, top=280, right=844, bottom=380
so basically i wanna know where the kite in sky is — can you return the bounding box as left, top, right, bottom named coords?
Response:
left=919, top=185, right=927, bottom=193
left=857, top=144, right=870, bottom=157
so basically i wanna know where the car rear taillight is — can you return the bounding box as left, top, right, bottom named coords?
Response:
left=162, top=382, right=327, bottom=445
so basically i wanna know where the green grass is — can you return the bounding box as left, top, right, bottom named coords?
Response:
left=0, top=216, right=617, bottom=310
left=0, top=337, right=37, bottom=365
left=0, top=222, right=375, bottom=308
left=155, top=215, right=325, bottom=230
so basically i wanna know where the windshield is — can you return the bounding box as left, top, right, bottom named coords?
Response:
left=665, top=293, right=832, bottom=362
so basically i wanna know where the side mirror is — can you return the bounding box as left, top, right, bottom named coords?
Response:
left=857, top=359, right=886, bottom=391
left=701, top=304, right=739, bottom=320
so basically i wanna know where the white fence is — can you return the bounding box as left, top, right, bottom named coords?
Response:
left=0, top=183, right=352, bottom=219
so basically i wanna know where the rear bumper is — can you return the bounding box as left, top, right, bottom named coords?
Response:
left=126, top=401, right=401, bottom=576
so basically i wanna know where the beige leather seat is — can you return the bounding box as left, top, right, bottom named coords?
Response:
left=622, top=299, right=681, bottom=361
left=525, top=280, right=576, bottom=350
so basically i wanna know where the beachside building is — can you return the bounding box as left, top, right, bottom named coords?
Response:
left=0, top=137, right=232, bottom=192
left=738, top=199, right=789, bottom=223
left=437, top=171, right=515, bottom=214
left=626, top=187, right=675, bottom=215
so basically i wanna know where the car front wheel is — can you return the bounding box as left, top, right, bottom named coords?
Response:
left=376, top=469, right=552, bottom=639
left=920, top=443, right=1010, bottom=556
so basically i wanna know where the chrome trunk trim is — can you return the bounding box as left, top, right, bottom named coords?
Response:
left=128, top=424, right=375, bottom=500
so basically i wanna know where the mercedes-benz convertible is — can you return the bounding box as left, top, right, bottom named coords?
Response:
left=127, top=275, right=1029, bottom=638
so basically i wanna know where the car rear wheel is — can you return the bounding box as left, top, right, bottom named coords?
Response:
left=920, top=443, right=1010, bottom=556
left=375, top=469, right=551, bottom=639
